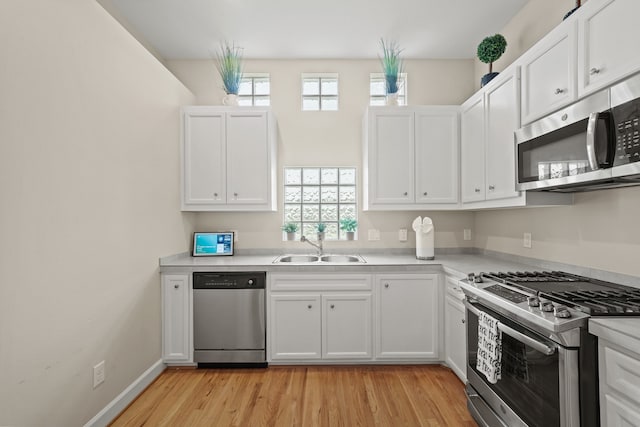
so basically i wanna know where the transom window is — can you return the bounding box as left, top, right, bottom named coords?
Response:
left=238, top=73, right=270, bottom=106
left=302, top=73, right=339, bottom=111
left=370, top=72, right=408, bottom=106
left=284, top=167, right=357, bottom=240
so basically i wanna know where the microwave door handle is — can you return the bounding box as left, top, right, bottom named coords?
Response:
left=586, top=112, right=600, bottom=170
left=465, top=300, right=557, bottom=356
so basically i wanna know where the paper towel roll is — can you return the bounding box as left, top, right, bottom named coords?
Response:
left=416, top=217, right=434, bottom=260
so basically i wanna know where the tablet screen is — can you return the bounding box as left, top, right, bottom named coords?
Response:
left=192, top=232, right=234, bottom=256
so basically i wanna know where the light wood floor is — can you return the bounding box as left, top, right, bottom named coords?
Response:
left=110, top=365, right=476, bottom=427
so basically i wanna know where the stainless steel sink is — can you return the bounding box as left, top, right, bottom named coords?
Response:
left=320, top=255, right=364, bottom=263
left=274, top=254, right=365, bottom=264
left=276, top=255, right=320, bottom=263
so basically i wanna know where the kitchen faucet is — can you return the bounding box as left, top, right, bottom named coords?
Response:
left=300, top=235, right=323, bottom=255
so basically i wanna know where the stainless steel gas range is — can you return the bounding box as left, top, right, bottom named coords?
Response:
left=460, top=270, right=640, bottom=427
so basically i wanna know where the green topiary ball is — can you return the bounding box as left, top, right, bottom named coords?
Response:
left=477, top=34, right=507, bottom=64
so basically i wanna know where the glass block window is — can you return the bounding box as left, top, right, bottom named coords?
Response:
left=370, top=73, right=408, bottom=106
left=301, top=73, right=338, bottom=111
left=284, top=167, right=357, bottom=240
left=238, top=73, right=270, bottom=106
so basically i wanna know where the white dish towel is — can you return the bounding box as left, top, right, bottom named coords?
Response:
left=476, top=311, right=502, bottom=384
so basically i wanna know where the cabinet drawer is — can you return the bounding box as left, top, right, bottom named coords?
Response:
left=270, top=273, right=372, bottom=291
left=601, top=343, right=640, bottom=406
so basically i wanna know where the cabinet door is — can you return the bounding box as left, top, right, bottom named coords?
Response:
left=322, top=294, right=372, bottom=359
left=485, top=69, right=521, bottom=201
left=368, top=110, right=414, bottom=204
left=270, top=294, right=321, bottom=360
left=445, top=294, right=467, bottom=382
left=182, top=110, right=226, bottom=208
left=521, top=24, right=576, bottom=125
left=578, top=0, right=640, bottom=97
left=415, top=109, right=459, bottom=204
left=162, top=274, right=191, bottom=362
left=226, top=112, right=271, bottom=205
left=376, top=275, right=439, bottom=359
left=461, top=94, right=486, bottom=203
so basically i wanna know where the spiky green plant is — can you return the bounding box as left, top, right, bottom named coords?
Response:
left=339, top=218, right=358, bottom=232
left=216, top=41, right=243, bottom=95
left=316, top=223, right=327, bottom=233
left=379, top=39, right=403, bottom=94
left=281, top=222, right=299, bottom=233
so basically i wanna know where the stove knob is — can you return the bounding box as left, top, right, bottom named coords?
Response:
left=540, top=301, right=554, bottom=312
left=474, top=273, right=484, bottom=283
left=527, top=296, right=540, bottom=307
left=554, top=305, right=572, bottom=318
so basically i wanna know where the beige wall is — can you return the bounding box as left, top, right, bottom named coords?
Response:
left=473, top=0, right=640, bottom=277
left=0, top=1, right=195, bottom=426
left=167, top=58, right=476, bottom=250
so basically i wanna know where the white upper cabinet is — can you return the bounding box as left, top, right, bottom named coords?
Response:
left=577, top=0, right=640, bottom=97
left=415, top=110, right=460, bottom=204
left=181, top=107, right=277, bottom=211
left=363, top=106, right=460, bottom=210
left=485, top=69, right=521, bottom=201
left=461, top=92, right=486, bottom=203
left=520, top=22, right=577, bottom=125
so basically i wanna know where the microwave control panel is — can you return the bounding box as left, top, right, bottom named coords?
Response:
left=613, top=100, right=640, bottom=166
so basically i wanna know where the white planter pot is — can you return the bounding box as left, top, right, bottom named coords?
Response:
left=286, top=232, right=296, bottom=241
left=386, top=92, right=399, bottom=106
left=223, top=94, right=239, bottom=106
left=345, top=231, right=355, bottom=240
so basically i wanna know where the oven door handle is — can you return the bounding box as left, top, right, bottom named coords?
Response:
left=465, top=301, right=557, bottom=356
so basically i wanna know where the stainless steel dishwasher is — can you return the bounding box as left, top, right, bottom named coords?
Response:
left=192, top=272, right=266, bottom=366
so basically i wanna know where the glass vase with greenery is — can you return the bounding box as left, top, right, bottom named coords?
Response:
left=379, top=39, right=403, bottom=96
left=216, top=41, right=243, bottom=96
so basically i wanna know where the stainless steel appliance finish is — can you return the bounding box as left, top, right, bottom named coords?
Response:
left=459, top=270, right=633, bottom=427
left=193, top=272, right=266, bottom=365
left=516, top=72, right=640, bottom=192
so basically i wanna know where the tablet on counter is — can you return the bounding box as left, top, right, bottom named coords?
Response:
left=192, top=232, right=234, bottom=257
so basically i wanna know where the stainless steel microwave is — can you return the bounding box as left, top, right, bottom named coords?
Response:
left=515, top=73, right=640, bottom=192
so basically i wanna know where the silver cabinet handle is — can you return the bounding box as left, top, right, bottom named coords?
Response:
left=462, top=319, right=465, bottom=324
left=488, top=185, right=495, bottom=190
left=554, top=88, right=565, bottom=95
left=403, top=192, right=408, bottom=196
left=174, top=284, right=179, bottom=289
left=330, top=304, right=335, bottom=309
left=474, top=188, right=481, bottom=193
left=384, top=283, right=390, bottom=288
left=307, top=304, right=312, bottom=309
left=213, top=192, right=218, bottom=197
left=423, top=192, right=428, bottom=196
left=234, top=192, right=238, bottom=197
left=590, top=67, right=600, bottom=75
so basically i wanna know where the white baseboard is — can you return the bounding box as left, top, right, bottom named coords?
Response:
left=84, top=359, right=166, bottom=427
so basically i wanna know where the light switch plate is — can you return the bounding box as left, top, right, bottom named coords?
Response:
left=464, top=229, right=471, bottom=241
left=523, top=232, right=532, bottom=248
left=368, top=229, right=380, bottom=241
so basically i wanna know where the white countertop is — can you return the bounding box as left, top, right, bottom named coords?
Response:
left=589, top=317, right=640, bottom=354
left=159, top=252, right=538, bottom=278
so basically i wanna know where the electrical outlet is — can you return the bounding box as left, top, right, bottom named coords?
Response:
left=523, top=232, right=532, bottom=248
left=464, top=229, right=471, bottom=241
left=93, top=360, right=105, bottom=389
left=399, top=228, right=408, bottom=241
left=368, top=229, right=380, bottom=241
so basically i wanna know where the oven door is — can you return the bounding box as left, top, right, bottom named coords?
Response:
left=465, top=300, right=580, bottom=427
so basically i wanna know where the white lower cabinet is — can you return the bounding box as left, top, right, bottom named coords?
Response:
left=270, top=294, right=322, bottom=359
left=161, top=274, right=191, bottom=363
left=269, top=272, right=441, bottom=363
left=375, top=274, right=440, bottom=360
left=444, top=276, right=467, bottom=381
left=269, top=274, right=372, bottom=362
left=598, top=339, right=640, bottom=426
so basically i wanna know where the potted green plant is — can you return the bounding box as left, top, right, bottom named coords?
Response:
left=282, top=222, right=299, bottom=241
left=339, top=218, right=358, bottom=241
left=379, top=39, right=403, bottom=105
left=215, top=41, right=243, bottom=106
left=316, top=223, right=327, bottom=241
left=477, top=34, right=507, bottom=87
